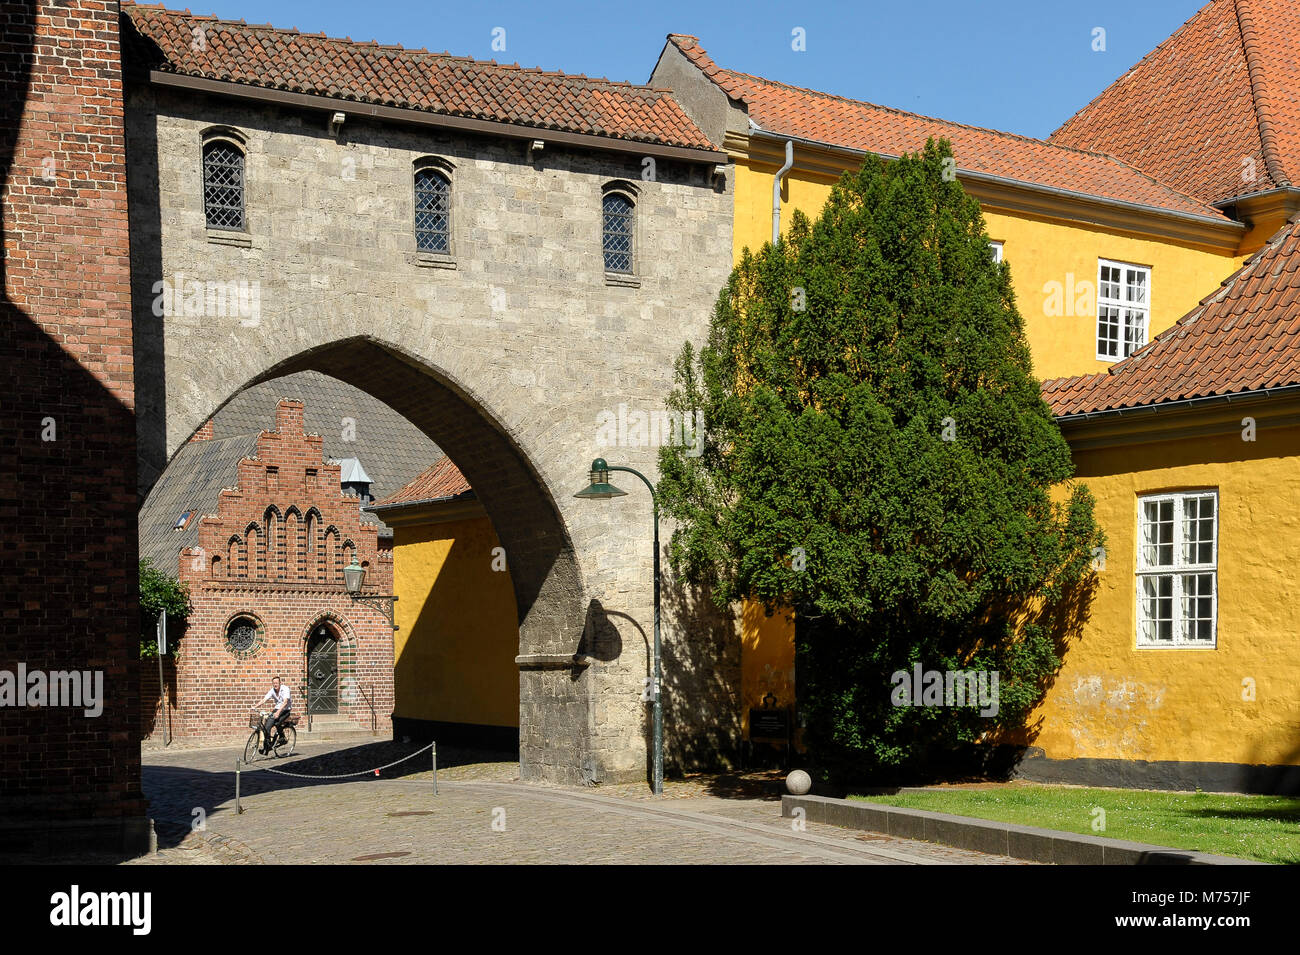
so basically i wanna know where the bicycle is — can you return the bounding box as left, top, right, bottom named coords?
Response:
left=244, top=709, right=297, bottom=762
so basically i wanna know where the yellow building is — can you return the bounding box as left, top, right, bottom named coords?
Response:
left=1034, top=214, right=1300, bottom=791
left=367, top=457, right=520, bottom=747
left=651, top=5, right=1300, bottom=790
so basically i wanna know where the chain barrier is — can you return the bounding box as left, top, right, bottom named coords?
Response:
left=235, top=742, right=438, bottom=813
left=253, top=741, right=435, bottom=779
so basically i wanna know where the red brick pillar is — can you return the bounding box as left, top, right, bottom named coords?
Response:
left=0, top=1, right=149, bottom=855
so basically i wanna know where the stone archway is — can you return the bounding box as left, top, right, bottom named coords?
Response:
left=157, top=338, right=602, bottom=783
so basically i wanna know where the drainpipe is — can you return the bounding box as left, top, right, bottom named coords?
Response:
left=772, top=139, right=794, bottom=245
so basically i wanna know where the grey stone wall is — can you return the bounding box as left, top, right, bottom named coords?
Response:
left=127, top=83, right=738, bottom=783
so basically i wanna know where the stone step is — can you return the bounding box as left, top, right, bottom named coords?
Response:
left=293, top=718, right=384, bottom=741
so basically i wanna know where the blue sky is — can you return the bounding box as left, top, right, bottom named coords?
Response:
left=185, top=0, right=1206, bottom=139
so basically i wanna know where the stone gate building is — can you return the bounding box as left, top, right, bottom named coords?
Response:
left=122, top=4, right=738, bottom=786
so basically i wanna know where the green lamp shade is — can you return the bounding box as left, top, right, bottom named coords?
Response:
left=574, top=457, right=628, bottom=499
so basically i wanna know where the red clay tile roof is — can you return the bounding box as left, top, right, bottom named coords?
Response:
left=123, top=4, right=715, bottom=150
left=1050, top=0, right=1300, bottom=206
left=373, top=456, right=472, bottom=508
left=1043, top=215, right=1300, bottom=416
left=666, top=35, right=1230, bottom=222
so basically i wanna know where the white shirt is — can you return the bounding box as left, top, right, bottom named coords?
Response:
left=261, top=685, right=291, bottom=709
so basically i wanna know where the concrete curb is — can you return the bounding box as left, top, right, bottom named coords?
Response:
left=781, top=795, right=1266, bottom=865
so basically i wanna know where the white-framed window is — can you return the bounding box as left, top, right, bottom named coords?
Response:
left=1097, top=259, right=1150, bottom=361
left=989, top=240, right=1003, bottom=264
left=1136, top=490, right=1218, bottom=648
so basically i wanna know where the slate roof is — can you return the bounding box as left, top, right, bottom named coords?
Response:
left=1050, top=0, right=1300, bottom=206
left=369, top=456, right=473, bottom=511
left=666, top=34, right=1231, bottom=222
left=122, top=3, right=715, bottom=151
left=138, top=433, right=259, bottom=571
left=1043, top=214, right=1300, bottom=416
left=138, top=371, right=441, bottom=572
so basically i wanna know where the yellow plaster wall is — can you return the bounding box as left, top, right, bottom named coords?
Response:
left=1028, top=427, right=1300, bottom=767
left=390, top=516, right=519, bottom=728
left=731, top=162, right=1246, bottom=381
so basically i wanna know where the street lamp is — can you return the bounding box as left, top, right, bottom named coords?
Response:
left=343, top=558, right=399, bottom=632
left=575, top=457, right=663, bottom=795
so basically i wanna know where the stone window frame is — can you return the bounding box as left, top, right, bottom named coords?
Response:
left=200, top=125, right=252, bottom=247
left=601, top=180, right=641, bottom=287
left=412, top=155, right=457, bottom=269
left=224, top=611, right=266, bottom=659
left=1135, top=489, right=1218, bottom=649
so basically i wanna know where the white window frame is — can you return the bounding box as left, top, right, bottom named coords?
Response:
left=1097, top=258, right=1150, bottom=362
left=1135, top=490, right=1218, bottom=649
left=989, top=240, right=1003, bottom=264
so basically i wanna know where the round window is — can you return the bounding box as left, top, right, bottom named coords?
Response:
left=225, top=616, right=262, bottom=656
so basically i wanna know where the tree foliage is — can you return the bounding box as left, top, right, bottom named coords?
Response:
left=139, top=558, right=190, bottom=659
left=658, top=140, right=1103, bottom=775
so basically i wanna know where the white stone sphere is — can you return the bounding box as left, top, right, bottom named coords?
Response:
left=786, top=769, right=812, bottom=795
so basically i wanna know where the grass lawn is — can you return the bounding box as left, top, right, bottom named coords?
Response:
left=850, top=784, right=1300, bottom=864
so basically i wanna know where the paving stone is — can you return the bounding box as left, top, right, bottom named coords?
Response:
left=130, top=742, right=1035, bottom=865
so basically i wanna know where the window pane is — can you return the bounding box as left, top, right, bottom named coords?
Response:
left=1126, top=269, right=1147, bottom=305
left=1122, top=308, right=1147, bottom=355
left=603, top=193, right=634, bottom=273
left=203, top=142, right=244, bottom=231
left=414, top=169, right=450, bottom=253
left=1141, top=499, right=1174, bottom=567
left=1140, top=574, right=1173, bottom=643
left=1098, top=305, right=1120, bottom=357
left=1182, top=495, right=1216, bottom=565
left=1182, top=573, right=1215, bottom=641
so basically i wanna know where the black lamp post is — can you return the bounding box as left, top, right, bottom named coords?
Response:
left=343, top=559, right=399, bottom=632
left=574, top=457, right=663, bottom=795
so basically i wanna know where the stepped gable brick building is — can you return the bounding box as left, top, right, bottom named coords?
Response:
left=164, top=398, right=396, bottom=740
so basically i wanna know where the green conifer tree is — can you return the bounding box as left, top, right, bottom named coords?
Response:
left=659, top=140, right=1103, bottom=777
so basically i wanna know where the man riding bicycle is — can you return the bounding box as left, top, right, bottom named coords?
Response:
left=253, top=675, right=291, bottom=754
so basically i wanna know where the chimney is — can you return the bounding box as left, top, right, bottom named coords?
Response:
left=188, top=419, right=215, bottom=443
left=276, top=399, right=305, bottom=435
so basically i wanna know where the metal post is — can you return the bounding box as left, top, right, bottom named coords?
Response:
left=651, top=495, right=662, bottom=796
left=432, top=742, right=438, bottom=797
left=157, top=610, right=170, bottom=746
left=235, top=759, right=242, bottom=814
left=608, top=465, right=663, bottom=796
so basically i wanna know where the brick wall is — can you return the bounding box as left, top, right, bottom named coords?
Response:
left=156, top=399, right=394, bottom=740
left=0, top=0, right=148, bottom=852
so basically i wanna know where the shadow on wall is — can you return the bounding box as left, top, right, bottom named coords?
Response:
left=1244, top=717, right=1300, bottom=796
left=991, top=568, right=1102, bottom=777
left=139, top=655, right=179, bottom=741
left=120, top=12, right=167, bottom=496
left=662, top=572, right=743, bottom=775
left=580, top=575, right=754, bottom=783
left=0, top=2, right=146, bottom=825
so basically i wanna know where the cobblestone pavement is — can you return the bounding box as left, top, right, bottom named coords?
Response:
left=134, top=741, right=1034, bottom=865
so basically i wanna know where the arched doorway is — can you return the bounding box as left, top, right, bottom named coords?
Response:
left=306, top=622, right=340, bottom=715
left=148, top=339, right=605, bottom=783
